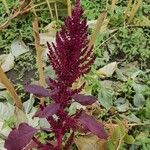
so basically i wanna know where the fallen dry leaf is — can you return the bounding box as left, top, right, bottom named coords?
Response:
left=11, top=38, right=29, bottom=58
left=0, top=53, right=14, bottom=72
left=97, top=62, right=118, bottom=78
left=75, top=134, right=106, bottom=150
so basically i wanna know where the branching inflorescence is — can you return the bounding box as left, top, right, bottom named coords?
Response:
left=5, top=0, right=107, bottom=150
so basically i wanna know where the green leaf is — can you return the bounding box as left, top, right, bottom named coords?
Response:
left=133, top=93, right=145, bottom=107
left=0, top=91, right=13, bottom=104
left=14, top=108, right=28, bottom=127
left=75, top=134, right=103, bottom=150
left=98, top=89, right=113, bottom=110
left=0, top=53, right=14, bottom=72
left=116, top=100, right=130, bottom=112
left=111, top=121, right=125, bottom=142
left=132, top=83, right=147, bottom=94
left=115, top=68, right=127, bottom=81
left=105, top=120, right=126, bottom=150
left=23, top=95, right=35, bottom=114
left=97, top=62, right=117, bottom=78
left=124, top=134, right=135, bottom=144
left=11, top=38, right=29, bottom=58
left=68, top=102, right=85, bottom=116
left=0, top=103, right=15, bottom=122
left=126, top=114, right=141, bottom=123
left=39, top=118, right=50, bottom=129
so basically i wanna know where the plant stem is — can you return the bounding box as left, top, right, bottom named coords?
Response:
left=32, top=137, right=46, bottom=148
left=64, top=131, right=74, bottom=150
left=57, top=130, right=63, bottom=150
left=110, top=0, right=118, bottom=12
left=54, top=2, right=58, bottom=20
left=88, top=12, right=107, bottom=50
left=0, top=66, right=23, bottom=109
left=125, top=0, right=132, bottom=20
left=45, top=0, right=54, bottom=19
left=66, top=0, right=71, bottom=17
left=127, top=0, right=143, bottom=24
left=33, top=17, right=46, bottom=104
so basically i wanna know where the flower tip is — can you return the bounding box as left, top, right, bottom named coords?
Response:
left=46, top=41, right=50, bottom=46
left=76, top=0, right=80, bottom=4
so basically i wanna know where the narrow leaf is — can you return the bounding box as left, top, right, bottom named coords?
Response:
left=72, top=94, right=96, bottom=105
left=5, top=123, right=37, bottom=150
left=78, top=113, right=107, bottom=139
left=25, top=84, right=51, bottom=97
left=35, top=103, right=60, bottom=118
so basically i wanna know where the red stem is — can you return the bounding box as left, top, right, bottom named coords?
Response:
left=64, top=131, right=74, bottom=150
left=57, top=130, right=63, bottom=150
left=32, top=136, right=44, bottom=148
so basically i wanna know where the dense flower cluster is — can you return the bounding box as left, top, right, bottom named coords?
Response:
left=5, top=0, right=107, bottom=150
left=47, top=0, right=95, bottom=87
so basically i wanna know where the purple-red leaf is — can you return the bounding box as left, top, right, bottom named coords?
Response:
left=5, top=123, right=37, bottom=150
left=46, top=77, right=57, bottom=89
left=78, top=113, right=108, bottom=139
left=72, top=94, right=96, bottom=105
left=25, top=84, right=58, bottom=97
left=35, top=103, right=60, bottom=118
left=25, top=84, right=50, bottom=97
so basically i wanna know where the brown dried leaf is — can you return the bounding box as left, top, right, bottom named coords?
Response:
left=75, top=134, right=106, bottom=150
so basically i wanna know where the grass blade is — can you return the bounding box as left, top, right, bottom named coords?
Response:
left=125, top=0, right=132, bottom=20
left=110, top=0, right=118, bottom=12
left=45, top=0, right=54, bottom=19
left=127, top=0, right=143, bottom=24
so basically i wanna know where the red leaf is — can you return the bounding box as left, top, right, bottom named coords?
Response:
left=24, top=140, right=37, bottom=150
left=78, top=113, right=108, bottom=139
left=5, top=123, right=37, bottom=150
left=35, top=103, right=60, bottom=118
left=45, top=77, right=57, bottom=89
left=25, top=84, right=58, bottom=97
left=72, top=94, right=96, bottom=105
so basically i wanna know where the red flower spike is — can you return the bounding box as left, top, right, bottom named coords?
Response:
left=45, top=77, right=58, bottom=89
left=47, top=0, right=94, bottom=86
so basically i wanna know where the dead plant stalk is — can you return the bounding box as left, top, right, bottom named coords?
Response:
left=33, top=17, right=46, bottom=104
left=66, top=0, right=71, bottom=17
left=0, top=66, right=23, bottom=109
left=88, top=12, right=107, bottom=50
